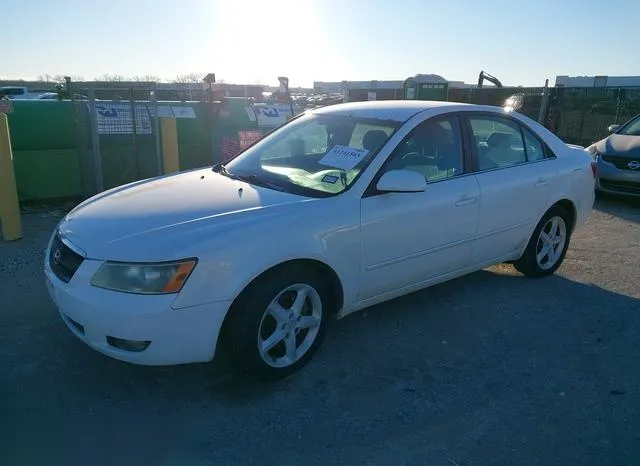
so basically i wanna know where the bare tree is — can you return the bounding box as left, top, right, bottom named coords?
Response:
left=38, top=73, right=66, bottom=82
left=174, top=73, right=205, bottom=83
left=132, top=74, right=161, bottom=82
left=38, top=73, right=55, bottom=82
left=96, top=73, right=126, bottom=82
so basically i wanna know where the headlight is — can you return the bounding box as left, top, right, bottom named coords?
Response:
left=90, top=259, right=197, bottom=294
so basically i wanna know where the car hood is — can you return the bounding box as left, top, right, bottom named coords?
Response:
left=58, top=168, right=307, bottom=260
left=594, top=134, right=640, bottom=157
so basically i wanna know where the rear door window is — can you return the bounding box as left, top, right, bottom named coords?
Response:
left=522, top=126, right=546, bottom=161
left=468, top=116, right=526, bottom=170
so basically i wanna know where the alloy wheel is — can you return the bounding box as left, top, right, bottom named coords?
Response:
left=535, top=215, right=567, bottom=270
left=257, top=283, right=323, bottom=368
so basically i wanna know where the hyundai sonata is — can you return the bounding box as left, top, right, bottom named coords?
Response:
left=45, top=101, right=596, bottom=379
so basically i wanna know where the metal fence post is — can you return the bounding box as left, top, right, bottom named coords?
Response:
left=129, top=88, right=140, bottom=180
left=615, top=88, right=622, bottom=124
left=68, top=77, right=85, bottom=196
left=578, top=88, right=588, bottom=145
left=150, top=88, right=162, bottom=175
left=538, top=79, right=550, bottom=124
left=87, top=85, right=104, bottom=193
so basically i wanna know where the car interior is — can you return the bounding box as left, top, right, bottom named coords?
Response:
left=385, top=120, right=463, bottom=182
left=259, top=121, right=398, bottom=193
left=477, top=131, right=527, bottom=170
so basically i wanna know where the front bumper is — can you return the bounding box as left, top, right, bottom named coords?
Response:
left=596, top=159, right=640, bottom=197
left=45, top=253, right=232, bottom=366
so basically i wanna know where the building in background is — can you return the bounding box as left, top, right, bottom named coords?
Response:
left=312, top=81, right=346, bottom=93
left=555, top=75, right=640, bottom=87
left=313, top=80, right=404, bottom=101
left=314, top=75, right=483, bottom=102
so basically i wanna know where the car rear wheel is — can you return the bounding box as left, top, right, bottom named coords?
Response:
left=513, top=206, right=571, bottom=278
left=223, top=266, right=329, bottom=380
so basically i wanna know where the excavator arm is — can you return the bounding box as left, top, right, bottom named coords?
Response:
left=477, top=71, right=503, bottom=88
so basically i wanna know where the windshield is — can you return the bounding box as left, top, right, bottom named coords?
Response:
left=617, top=114, right=640, bottom=136
left=222, top=113, right=400, bottom=197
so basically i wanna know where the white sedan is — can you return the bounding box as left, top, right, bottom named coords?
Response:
left=45, top=101, right=596, bottom=379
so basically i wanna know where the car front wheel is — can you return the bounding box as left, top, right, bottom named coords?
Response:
left=223, top=265, right=329, bottom=380
left=513, top=205, right=572, bottom=277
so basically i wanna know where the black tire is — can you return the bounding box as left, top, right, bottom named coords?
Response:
left=223, top=265, right=330, bottom=381
left=513, top=205, right=572, bottom=278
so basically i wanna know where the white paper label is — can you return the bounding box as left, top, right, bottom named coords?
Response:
left=171, top=106, right=196, bottom=119
left=319, top=145, right=369, bottom=170
left=156, top=105, right=174, bottom=118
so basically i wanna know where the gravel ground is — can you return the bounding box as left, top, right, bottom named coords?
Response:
left=1, top=197, right=639, bottom=466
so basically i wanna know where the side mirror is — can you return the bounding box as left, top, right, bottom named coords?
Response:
left=376, top=170, right=426, bottom=193
left=608, top=124, right=621, bottom=133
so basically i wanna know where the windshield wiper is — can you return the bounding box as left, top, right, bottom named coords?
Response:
left=212, top=163, right=287, bottom=192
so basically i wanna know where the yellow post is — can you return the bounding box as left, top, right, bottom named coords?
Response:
left=0, top=113, right=22, bottom=241
left=160, top=118, right=180, bottom=174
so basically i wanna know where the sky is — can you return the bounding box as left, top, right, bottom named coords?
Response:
left=3, top=0, right=639, bottom=88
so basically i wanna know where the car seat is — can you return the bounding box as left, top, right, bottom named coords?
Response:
left=480, top=132, right=521, bottom=170
left=362, top=130, right=389, bottom=153
left=397, top=124, right=462, bottom=179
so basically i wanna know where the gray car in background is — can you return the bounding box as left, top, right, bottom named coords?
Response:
left=587, top=113, right=640, bottom=197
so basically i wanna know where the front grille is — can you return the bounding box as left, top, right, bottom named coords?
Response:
left=49, top=234, right=84, bottom=283
left=602, top=155, right=640, bottom=171
left=600, top=179, right=640, bottom=195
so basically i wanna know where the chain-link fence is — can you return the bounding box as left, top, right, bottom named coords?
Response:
left=550, top=87, right=640, bottom=146
left=69, top=82, right=161, bottom=196
left=60, top=81, right=640, bottom=197
left=448, top=86, right=546, bottom=107
left=447, top=86, right=640, bottom=146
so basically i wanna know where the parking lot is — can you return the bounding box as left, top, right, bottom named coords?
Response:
left=1, top=196, right=639, bottom=466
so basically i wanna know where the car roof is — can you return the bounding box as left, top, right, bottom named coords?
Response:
left=311, top=100, right=478, bottom=122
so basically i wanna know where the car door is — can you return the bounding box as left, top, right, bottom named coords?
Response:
left=359, top=115, right=480, bottom=300
left=465, top=113, right=557, bottom=265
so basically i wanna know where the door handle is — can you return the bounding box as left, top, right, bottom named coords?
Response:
left=455, top=195, right=477, bottom=207
left=535, top=176, right=549, bottom=187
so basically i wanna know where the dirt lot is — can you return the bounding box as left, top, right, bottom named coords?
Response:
left=1, top=197, right=639, bottom=466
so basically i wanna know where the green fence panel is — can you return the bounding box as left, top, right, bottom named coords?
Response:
left=8, top=100, right=76, bottom=151
left=178, top=141, right=211, bottom=170
left=13, top=149, right=82, bottom=201
left=100, top=141, right=158, bottom=190
left=176, top=103, right=211, bottom=170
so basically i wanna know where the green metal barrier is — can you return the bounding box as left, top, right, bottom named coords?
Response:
left=6, top=97, right=295, bottom=203
left=7, top=101, right=82, bottom=201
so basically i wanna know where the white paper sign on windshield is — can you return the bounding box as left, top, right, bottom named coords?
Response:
left=319, top=145, right=370, bottom=171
